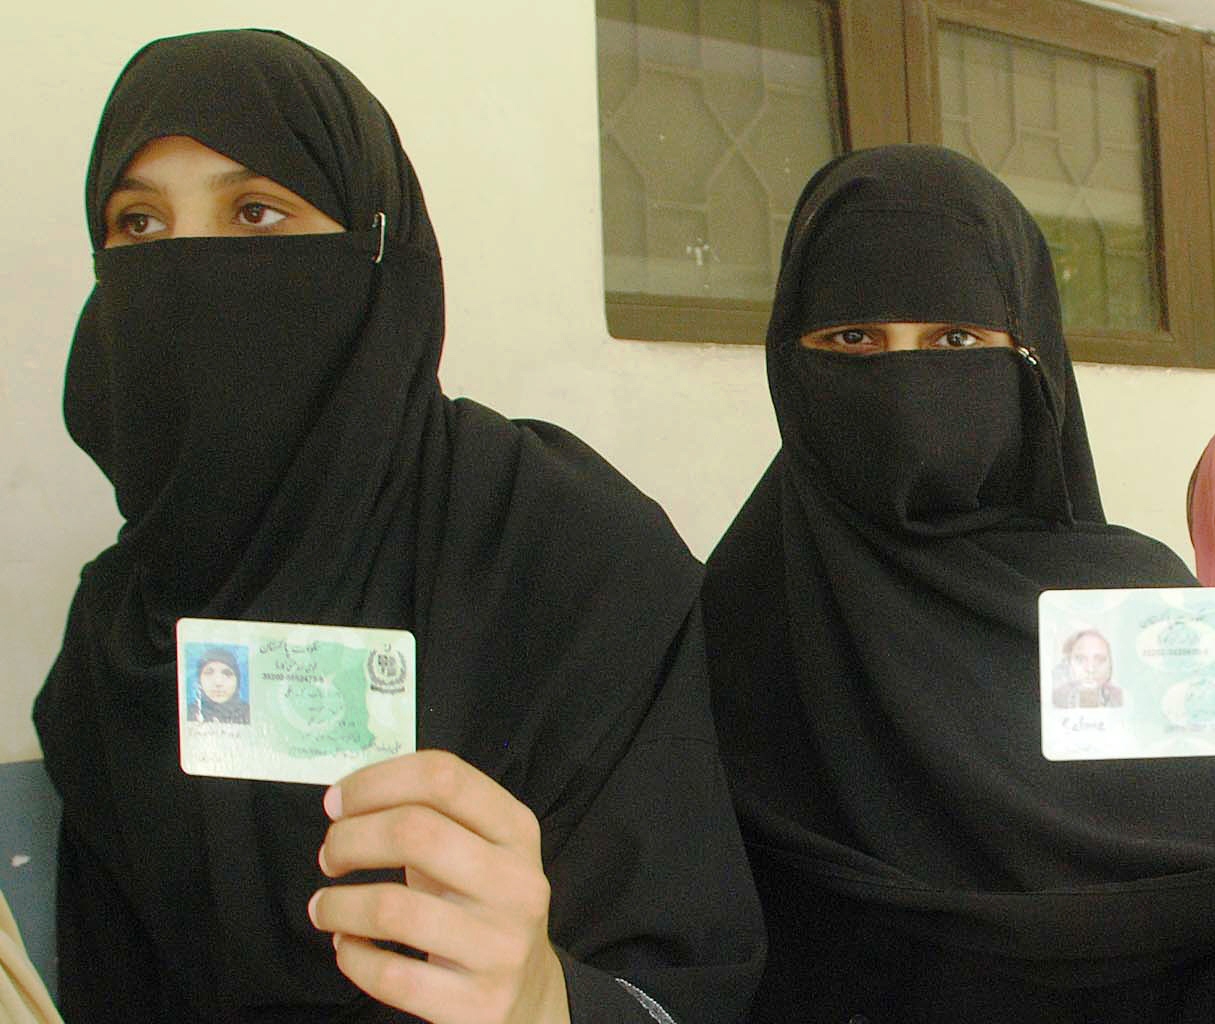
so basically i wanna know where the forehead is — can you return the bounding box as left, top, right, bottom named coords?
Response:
left=110, top=136, right=251, bottom=190
left=88, top=32, right=353, bottom=242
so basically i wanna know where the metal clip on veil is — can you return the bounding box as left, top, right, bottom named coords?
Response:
left=373, top=212, right=386, bottom=264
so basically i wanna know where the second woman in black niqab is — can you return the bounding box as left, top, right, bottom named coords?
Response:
left=703, top=145, right=1215, bottom=1023
left=35, top=28, right=763, bottom=1024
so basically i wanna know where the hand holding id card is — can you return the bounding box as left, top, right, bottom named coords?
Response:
left=177, top=618, right=416, bottom=785
left=1039, top=588, right=1215, bottom=760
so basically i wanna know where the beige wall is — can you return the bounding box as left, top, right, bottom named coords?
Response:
left=3, top=0, right=1213, bottom=763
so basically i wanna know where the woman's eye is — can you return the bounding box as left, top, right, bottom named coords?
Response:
left=798, top=327, right=883, bottom=352
left=237, top=203, right=287, bottom=228
left=117, top=212, right=166, bottom=238
left=937, top=329, right=979, bottom=348
left=834, top=329, right=871, bottom=346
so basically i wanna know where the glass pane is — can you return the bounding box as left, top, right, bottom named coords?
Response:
left=596, top=0, right=842, bottom=337
left=937, top=23, right=1161, bottom=334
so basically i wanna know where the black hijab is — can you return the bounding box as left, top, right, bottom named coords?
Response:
left=35, top=29, right=735, bottom=1021
left=704, top=145, right=1215, bottom=1013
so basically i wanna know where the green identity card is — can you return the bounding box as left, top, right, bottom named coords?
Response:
left=177, top=617, right=416, bottom=784
left=1039, top=587, right=1215, bottom=761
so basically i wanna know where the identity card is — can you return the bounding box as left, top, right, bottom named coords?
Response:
left=1039, top=587, right=1215, bottom=761
left=177, top=617, right=415, bottom=785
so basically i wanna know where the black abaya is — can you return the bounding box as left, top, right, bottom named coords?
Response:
left=36, top=29, right=763, bottom=1024
left=703, top=144, right=1215, bottom=1023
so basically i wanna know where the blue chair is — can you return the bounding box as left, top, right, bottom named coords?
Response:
left=0, top=759, right=61, bottom=1001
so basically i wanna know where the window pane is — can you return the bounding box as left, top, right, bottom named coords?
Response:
left=937, top=23, right=1161, bottom=334
left=597, top=0, right=842, bottom=339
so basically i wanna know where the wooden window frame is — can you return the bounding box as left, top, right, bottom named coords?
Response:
left=1203, top=35, right=1215, bottom=362
left=904, top=0, right=1213, bottom=367
left=601, top=0, right=903, bottom=345
left=836, top=0, right=909, bottom=149
left=599, top=0, right=1215, bottom=367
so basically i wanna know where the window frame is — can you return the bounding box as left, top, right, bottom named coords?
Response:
left=1202, top=35, right=1215, bottom=362
left=836, top=0, right=909, bottom=149
left=904, top=0, right=1211, bottom=367
left=596, top=0, right=1215, bottom=368
left=600, top=0, right=888, bottom=345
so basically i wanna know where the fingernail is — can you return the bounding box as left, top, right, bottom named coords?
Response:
left=318, top=844, right=332, bottom=876
left=324, top=785, right=343, bottom=820
left=307, top=890, right=321, bottom=925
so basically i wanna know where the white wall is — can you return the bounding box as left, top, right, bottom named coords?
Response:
left=3, top=0, right=1213, bottom=763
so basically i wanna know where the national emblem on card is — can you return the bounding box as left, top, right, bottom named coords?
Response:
left=365, top=642, right=414, bottom=753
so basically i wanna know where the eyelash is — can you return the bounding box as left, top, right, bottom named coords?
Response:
left=938, top=328, right=980, bottom=348
left=111, top=201, right=289, bottom=240
left=114, top=211, right=163, bottom=238
left=817, top=327, right=983, bottom=349
left=235, top=202, right=287, bottom=227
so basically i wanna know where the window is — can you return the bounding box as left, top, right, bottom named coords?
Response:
left=906, top=0, right=1210, bottom=366
left=937, top=25, right=1160, bottom=334
left=595, top=0, right=1215, bottom=368
left=596, top=0, right=843, bottom=342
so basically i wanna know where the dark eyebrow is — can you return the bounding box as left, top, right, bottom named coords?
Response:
left=206, top=167, right=264, bottom=188
left=108, top=167, right=268, bottom=197
left=108, top=175, right=156, bottom=195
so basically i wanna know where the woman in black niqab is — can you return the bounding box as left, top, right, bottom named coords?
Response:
left=35, top=29, right=763, bottom=1024
left=703, top=144, right=1215, bottom=1023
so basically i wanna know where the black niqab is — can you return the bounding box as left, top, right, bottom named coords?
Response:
left=36, top=29, right=762, bottom=1023
left=704, top=145, right=1215, bottom=1021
